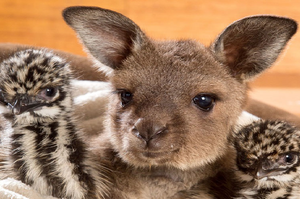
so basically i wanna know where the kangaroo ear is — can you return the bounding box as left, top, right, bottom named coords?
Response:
left=211, top=15, right=297, bottom=82
left=63, top=6, right=145, bottom=69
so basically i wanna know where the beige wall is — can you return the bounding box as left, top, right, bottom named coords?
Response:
left=1, top=0, right=300, bottom=115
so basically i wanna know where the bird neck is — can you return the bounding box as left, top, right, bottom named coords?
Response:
left=10, top=106, right=98, bottom=198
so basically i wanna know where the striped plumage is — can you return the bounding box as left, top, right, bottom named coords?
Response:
left=233, top=120, right=300, bottom=199
left=0, top=49, right=110, bottom=199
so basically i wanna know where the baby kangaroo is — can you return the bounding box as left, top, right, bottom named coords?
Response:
left=63, top=6, right=297, bottom=198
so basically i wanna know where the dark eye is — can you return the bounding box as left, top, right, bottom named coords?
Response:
left=119, top=90, right=133, bottom=107
left=193, top=94, right=215, bottom=112
left=38, top=87, right=58, bottom=101
left=45, top=88, right=56, bottom=97
left=284, top=153, right=297, bottom=164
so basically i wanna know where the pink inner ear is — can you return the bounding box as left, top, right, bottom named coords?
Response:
left=223, top=45, right=239, bottom=67
left=222, top=43, right=247, bottom=78
left=83, top=23, right=137, bottom=69
left=211, top=16, right=297, bottom=82
left=63, top=6, right=145, bottom=70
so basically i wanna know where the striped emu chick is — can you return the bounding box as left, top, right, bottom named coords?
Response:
left=233, top=120, right=300, bottom=199
left=0, top=49, right=109, bottom=199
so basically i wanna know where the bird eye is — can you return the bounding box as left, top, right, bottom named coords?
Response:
left=283, top=153, right=298, bottom=164
left=193, top=94, right=216, bottom=112
left=38, top=87, right=58, bottom=101
left=118, top=90, right=133, bottom=107
left=277, top=153, right=298, bottom=167
left=45, top=88, right=56, bottom=97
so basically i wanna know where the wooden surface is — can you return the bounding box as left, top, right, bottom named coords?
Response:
left=0, top=0, right=300, bottom=116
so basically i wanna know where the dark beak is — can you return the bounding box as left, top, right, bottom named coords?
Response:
left=256, top=168, right=286, bottom=180
left=10, top=95, right=45, bottom=115
left=255, top=160, right=285, bottom=180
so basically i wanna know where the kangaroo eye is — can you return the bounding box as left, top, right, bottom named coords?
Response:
left=193, top=94, right=216, bottom=112
left=119, top=90, right=133, bottom=107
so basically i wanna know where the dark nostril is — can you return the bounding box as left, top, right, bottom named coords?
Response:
left=131, top=118, right=168, bottom=142
left=132, top=127, right=145, bottom=141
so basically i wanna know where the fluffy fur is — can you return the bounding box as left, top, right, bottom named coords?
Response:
left=233, top=120, right=300, bottom=198
left=0, top=49, right=110, bottom=198
left=63, top=6, right=298, bottom=198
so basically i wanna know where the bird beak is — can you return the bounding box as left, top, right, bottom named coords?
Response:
left=10, top=95, right=45, bottom=115
left=255, top=161, right=285, bottom=180
left=256, top=168, right=286, bottom=180
left=256, top=168, right=272, bottom=180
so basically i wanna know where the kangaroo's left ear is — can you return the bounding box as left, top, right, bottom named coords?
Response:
left=63, top=6, right=146, bottom=70
left=211, top=15, right=297, bottom=82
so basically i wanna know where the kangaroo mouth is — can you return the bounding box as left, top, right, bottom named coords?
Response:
left=139, top=148, right=180, bottom=160
left=142, top=151, right=168, bottom=158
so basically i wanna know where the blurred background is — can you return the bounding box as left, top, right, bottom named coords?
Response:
left=0, top=0, right=300, bottom=116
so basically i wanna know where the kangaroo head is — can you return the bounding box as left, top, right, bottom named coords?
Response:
left=63, top=7, right=297, bottom=170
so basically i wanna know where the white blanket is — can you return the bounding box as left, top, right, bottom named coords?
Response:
left=0, top=178, right=56, bottom=199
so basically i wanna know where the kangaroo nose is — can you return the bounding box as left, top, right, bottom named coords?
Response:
left=132, top=118, right=167, bottom=142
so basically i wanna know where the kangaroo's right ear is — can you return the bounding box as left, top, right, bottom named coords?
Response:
left=211, top=15, right=297, bottom=82
left=63, top=6, right=145, bottom=70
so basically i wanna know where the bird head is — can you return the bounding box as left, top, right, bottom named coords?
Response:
left=234, top=120, right=300, bottom=188
left=256, top=152, right=299, bottom=180
left=0, top=49, right=72, bottom=121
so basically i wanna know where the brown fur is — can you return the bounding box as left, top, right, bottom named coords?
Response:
left=1, top=44, right=300, bottom=129
left=63, top=6, right=297, bottom=198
